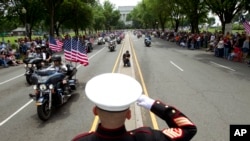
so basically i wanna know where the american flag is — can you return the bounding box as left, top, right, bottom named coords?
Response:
left=63, top=37, right=89, bottom=66
left=49, top=36, right=63, bottom=52
left=241, top=16, right=250, bottom=34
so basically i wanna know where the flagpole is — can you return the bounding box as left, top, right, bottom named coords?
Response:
left=76, top=37, right=79, bottom=68
left=70, top=37, right=73, bottom=65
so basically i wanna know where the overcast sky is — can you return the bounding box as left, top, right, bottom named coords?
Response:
left=99, top=0, right=142, bottom=7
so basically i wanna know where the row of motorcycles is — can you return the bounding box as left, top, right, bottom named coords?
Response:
left=24, top=55, right=78, bottom=121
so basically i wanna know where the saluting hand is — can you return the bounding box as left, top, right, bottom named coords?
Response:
left=137, top=95, right=155, bottom=110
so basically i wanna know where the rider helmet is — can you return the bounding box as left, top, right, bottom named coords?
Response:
left=35, top=45, right=41, bottom=50
left=41, top=43, right=46, bottom=48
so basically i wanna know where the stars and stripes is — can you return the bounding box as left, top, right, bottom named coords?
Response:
left=49, top=36, right=63, bottom=52
left=63, top=37, right=89, bottom=66
left=241, top=16, right=250, bottom=34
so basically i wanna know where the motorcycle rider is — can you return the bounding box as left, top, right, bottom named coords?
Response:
left=49, top=55, right=67, bottom=73
left=34, top=45, right=46, bottom=60
left=145, top=33, right=152, bottom=45
left=41, top=44, right=52, bottom=64
left=49, top=55, right=71, bottom=95
left=122, top=50, right=131, bottom=67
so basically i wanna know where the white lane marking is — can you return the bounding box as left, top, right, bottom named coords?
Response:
left=0, top=99, right=33, bottom=127
left=0, top=74, right=24, bottom=85
left=210, top=61, right=236, bottom=71
left=170, top=61, right=184, bottom=71
left=0, top=47, right=106, bottom=126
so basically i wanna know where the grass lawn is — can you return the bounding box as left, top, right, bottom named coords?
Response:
left=2, top=35, right=43, bottom=44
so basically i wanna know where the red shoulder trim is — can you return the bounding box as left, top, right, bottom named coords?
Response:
left=72, top=131, right=94, bottom=141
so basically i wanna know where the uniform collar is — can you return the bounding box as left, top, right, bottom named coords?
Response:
left=96, top=123, right=127, bottom=138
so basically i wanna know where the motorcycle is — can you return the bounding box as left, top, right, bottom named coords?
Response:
left=116, top=37, right=121, bottom=44
left=23, top=57, right=45, bottom=85
left=85, top=40, right=93, bottom=53
left=97, top=37, right=105, bottom=45
left=108, top=40, right=116, bottom=52
left=144, top=37, right=151, bottom=47
left=29, top=64, right=77, bottom=121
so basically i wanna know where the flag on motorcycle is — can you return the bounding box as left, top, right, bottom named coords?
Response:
left=64, top=38, right=76, bottom=62
left=49, top=36, right=63, bottom=52
left=63, top=37, right=89, bottom=66
left=241, top=16, right=250, bottom=34
left=75, top=38, right=89, bottom=66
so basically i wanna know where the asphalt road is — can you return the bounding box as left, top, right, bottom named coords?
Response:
left=0, top=31, right=250, bottom=141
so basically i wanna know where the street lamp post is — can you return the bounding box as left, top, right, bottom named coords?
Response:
left=21, top=7, right=27, bottom=37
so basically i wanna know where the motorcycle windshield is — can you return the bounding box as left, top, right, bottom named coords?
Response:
left=29, top=57, right=43, bottom=64
left=109, top=41, right=115, bottom=45
left=35, top=68, right=57, bottom=76
left=35, top=68, right=57, bottom=83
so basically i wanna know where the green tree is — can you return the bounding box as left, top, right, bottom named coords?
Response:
left=204, top=0, right=245, bottom=34
left=102, top=1, right=120, bottom=31
left=60, top=0, right=93, bottom=36
left=92, top=3, right=106, bottom=32
left=42, top=0, right=64, bottom=37
left=5, top=0, right=47, bottom=39
left=207, top=17, right=216, bottom=27
left=175, top=0, right=208, bottom=33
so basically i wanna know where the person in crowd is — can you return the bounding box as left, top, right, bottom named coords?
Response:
left=0, top=50, right=8, bottom=68
left=242, top=35, right=249, bottom=62
left=228, top=44, right=241, bottom=61
left=71, top=73, right=197, bottom=141
left=223, top=37, right=232, bottom=59
left=214, top=37, right=224, bottom=57
left=206, top=33, right=216, bottom=51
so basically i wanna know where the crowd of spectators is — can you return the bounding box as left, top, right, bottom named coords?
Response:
left=0, top=37, right=47, bottom=68
left=151, top=30, right=250, bottom=65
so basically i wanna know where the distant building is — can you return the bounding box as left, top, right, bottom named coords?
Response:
left=118, top=6, right=135, bottom=26
left=11, top=27, right=26, bottom=36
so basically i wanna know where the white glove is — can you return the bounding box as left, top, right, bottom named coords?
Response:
left=137, top=95, right=155, bottom=110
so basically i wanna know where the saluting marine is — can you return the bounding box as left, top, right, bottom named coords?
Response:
left=72, top=73, right=197, bottom=141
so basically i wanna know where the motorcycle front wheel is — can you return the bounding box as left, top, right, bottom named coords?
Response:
left=37, top=101, right=52, bottom=121
left=26, top=75, right=33, bottom=85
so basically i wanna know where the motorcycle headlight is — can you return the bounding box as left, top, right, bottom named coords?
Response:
left=33, top=85, right=37, bottom=90
left=28, top=64, right=32, bottom=68
left=33, top=64, right=36, bottom=67
left=24, top=64, right=27, bottom=68
left=49, top=84, right=54, bottom=89
left=39, top=84, right=47, bottom=91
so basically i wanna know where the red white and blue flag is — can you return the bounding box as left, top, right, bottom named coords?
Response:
left=63, top=37, right=89, bottom=66
left=241, top=16, right=250, bottom=34
left=49, top=36, right=63, bottom=52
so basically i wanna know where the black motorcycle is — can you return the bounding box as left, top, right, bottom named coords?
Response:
left=116, top=37, right=121, bottom=44
left=29, top=64, right=77, bottom=121
left=108, top=40, right=116, bottom=52
left=23, top=57, right=45, bottom=85
left=144, top=37, right=151, bottom=47
left=85, top=40, right=93, bottom=53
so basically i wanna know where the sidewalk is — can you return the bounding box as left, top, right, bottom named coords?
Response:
left=117, top=33, right=143, bottom=130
